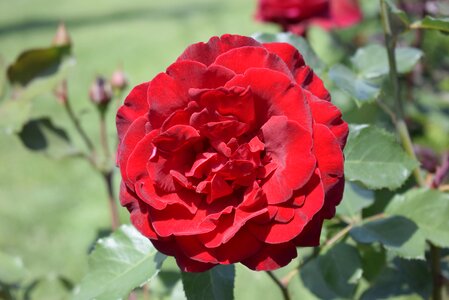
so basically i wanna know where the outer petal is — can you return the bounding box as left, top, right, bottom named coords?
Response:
left=213, top=46, right=292, bottom=79
left=262, top=42, right=306, bottom=73
left=116, top=82, right=149, bottom=144
left=177, top=34, right=261, bottom=66
left=119, top=182, right=158, bottom=239
left=309, top=96, right=348, bottom=147
left=118, top=116, right=149, bottom=186
left=313, top=123, right=344, bottom=192
left=242, top=242, right=297, bottom=271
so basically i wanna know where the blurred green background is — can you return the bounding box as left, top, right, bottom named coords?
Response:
left=0, top=0, right=277, bottom=297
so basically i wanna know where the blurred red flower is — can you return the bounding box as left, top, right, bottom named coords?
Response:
left=256, top=0, right=363, bottom=35
left=116, top=34, right=348, bottom=272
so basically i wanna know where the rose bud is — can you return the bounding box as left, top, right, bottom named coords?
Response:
left=116, top=34, right=348, bottom=272
left=256, top=0, right=363, bottom=35
left=111, top=67, right=128, bottom=92
left=89, top=76, right=112, bottom=107
left=52, top=22, right=71, bottom=46
left=414, top=145, right=440, bottom=173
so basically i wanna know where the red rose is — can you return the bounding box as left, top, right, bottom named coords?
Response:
left=256, top=0, right=363, bottom=35
left=117, top=34, right=348, bottom=272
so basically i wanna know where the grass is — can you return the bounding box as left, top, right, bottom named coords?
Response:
left=0, top=0, right=276, bottom=298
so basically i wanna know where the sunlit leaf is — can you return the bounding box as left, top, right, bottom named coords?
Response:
left=411, top=16, right=449, bottom=34
left=386, top=188, right=449, bottom=248
left=337, top=181, right=374, bottom=219
left=329, top=65, right=381, bottom=105
left=351, top=45, right=423, bottom=79
left=73, top=225, right=166, bottom=300
left=182, top=264, right=235, bottom=300
left=344, top=125, right=418, bottom=190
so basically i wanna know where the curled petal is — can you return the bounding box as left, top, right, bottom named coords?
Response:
left=261, top=116, right=315, bottom=204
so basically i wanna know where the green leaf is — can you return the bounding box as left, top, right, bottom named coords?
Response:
left=329, top=65, right=381, bottom=104
left=0, top=58, right=74, bottom=134
left=182, top=264, right=235, bottom=300
left=350, top=216, right=425, bottom=259
left=234, top=265, right=284, bottom=300
left=337, top=181, right=374, bottom=219
left=386, top=188, right=449, bottom=248
left=411, top=16, right=449, bottom=34
left=7, top=45, right=71, bottom=86
left=344, top=125, right=418, bottom=190
left=18, top=118, right=75, bottom=159
left=385, top=0, right=411, bottom=35
left=73, top=225, right=166, bottom=300
left=0, top=252, right=26, bottom=285
left=307, top=26, right=344, bottom=66
left=358, top=244, right=386, bottom=282
left=300, top=243, right=362, bottom=299
left=361, top=258, right=431, bottom=299
left=252, top=32, right=325, bottom=73
left=351, top=45, right=423, bottom=79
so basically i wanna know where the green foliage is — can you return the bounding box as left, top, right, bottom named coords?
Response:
left=350, top=216, right=426, bottom=259
left=73, top=225, right=166, bottom=300
left=329, top=65, right=381, bottom=104
left=301, top=243, right=362, bottom=299
left=344, top=125, right=418, bottom=190
left=386, top=188, right=449, bottom=248
left=330, top=45, right=422, bottom=105
left=361, top=258, right=432, bottom=299
left=337, top=181, right=374, bottom=219
left=18, top=118, right=74, bottom=159
left=234, top=265, right=284, bottom=300
left=7, top=45, right=71, bottom=87
left=351, top=45, right=423, bottom=79
left=307, top=26, right=344, bottom=66
left=411, top=16, right=449, bottom=34
left=182, top=265, right=235, bottom=300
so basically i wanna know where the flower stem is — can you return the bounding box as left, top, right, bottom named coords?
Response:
left=380, top=2, right=441, bottom=299
left=99, top=112, right=111, bottom=161
left=63, top=100, right=96, bottom=154
left=266, top=271, right=291, bottom=300
left=102, top=170, right=120, bottom=230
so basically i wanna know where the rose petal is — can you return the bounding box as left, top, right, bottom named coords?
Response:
left=295, top=66, right=330, bottom=101
left=225, top=68, right=313, bottom=131
left=313, top=123, right=344, bottom=192
left=213, top=46, right=293, bottom=79
left=119, top=182, right=158, bottom=239
left=198, top=208, right=268, bottom=248
left=242, top=241, right=297, bottom=271
left=118, top=116, right=150, bottom=186
left=263, top=42, right=305, bottom=73
left=177, top=34, right=261, bottom=66
left=150, top=203, right=217, bottom=237
left=309, top=96, right=348, bottom=147
left=148, top=61, right=234, bottom=128
left=116, top=82, right=149, bottom=144
left=261, top=116, right=315, bottom=204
